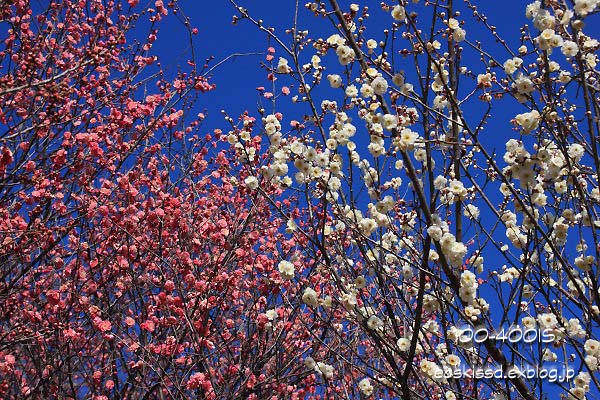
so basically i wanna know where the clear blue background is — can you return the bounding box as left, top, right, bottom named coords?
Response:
left=154, top=0, right=523, bottom=129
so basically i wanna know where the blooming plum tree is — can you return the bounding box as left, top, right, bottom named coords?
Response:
left=0, top=1, right=321, bottom=399
left=221, top=0, right=600, bottom=399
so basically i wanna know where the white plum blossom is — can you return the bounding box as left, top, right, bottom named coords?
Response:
left=503, top=57, right=523, bottom=74
left=575, top=0, right=599, bottom=16
left=315, top=361, right=335, bottom=379
left=513, top=74, right=534, bottom=95
left=345, top=84, right=358, bottom=97
left=371, top=76, right=388, bottom=95
left=562, top=40, right=579, bottom=57
left=277, top=57, right=291, bottom=73
left=538, top=313, right=559, bottom=330
left=327, top=74, right=342, bottom=88
left=391, top=5, right=406, bottom=21
left=302, top=287, right=319, bottom=307
left=278, top=260, right=295, bottom=280
left=358, top=377, right=374, bottom=396
left=336, top=44, right=355, bottom=65
left=244, top=176, right=259, bottom=190
left=515, top=110, right=541, bottom=133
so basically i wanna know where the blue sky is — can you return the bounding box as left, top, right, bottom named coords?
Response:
left=153, top=0, right=524, bottom=128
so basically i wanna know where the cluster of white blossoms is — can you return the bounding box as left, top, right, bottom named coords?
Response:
left=394, top=127, right=420, bottom=152
left=574, top=0, right=599, bottom=16
left=304, top=356, right=335, bottom=380
left=263, top=147, right=289, bottom=181
left=498, top=266, right=520, bottom=283
left=426, top=214, right=449, bottom=242
left=277, top=57, right=292, bottom=74
left=244, top=175, right=259, bottom=190
left=551, top=216, right=570, bottom=246
left=366, top=200, right=392, bottom=228
left=464, top=204, right=480, bottom=220
left=264, top=113, right=282, bottom=146
left=299, top=284, right=329, bottom=309
left=326, top=33, right=356, bottom=66
left=537, top=312, right=559, bottom=330
left=477, top=72, right=492, bottom=88
left=327, top=73, right=342, bottom=88
left=447, top=18, right=466, bottom=42
left=258, top=116, right=344, bottom=202
left=566, top=318, right=587, bottom=339
left=358, top=377, right=374, bottom=396
left=503, top=139, right=536, bottom=189
left=521, top=316, right=537, bottom=331
left=340, top=288, right=357, bottom=311
left=364, top=124, right=386, bottom=155
left=503, top=57, right=523, bottom=75
left=252, top=113, right=290, bottom=187
left=526, top=1, right=566, bottom=30
left=396, top=335, right=422, bottom=354
left=536, top=28, right=564, bottom=52
left=229, top=120, right=258, bottom=162
left=469, top=254, right=485, bottom=275
left=500, top=138, right=597, bottom=247
left=542, top=348, right=558, bottom=362
left=364, top=311, right=384, bottom=332
left=229, top=0, right=600, bottom=397
left=569, top=371, right=592, bottom=400
left=278, top=260, right=295, bottom=280
left=370, top=75, right=389, bottom=96
left=262, top=120, right=346, bottom=203
left=427, top=215, right=468, bottom=268
left=459, top=270, right=478, bottom=305
left=562, top=40, right=579, bottom=57
left=584, top=339, right=600, bottom=371
left=567, top=276, right=587, bottom=297
left=420, top=359, right=445, bottom=383
left=512, top=74, right=535, bottom=96
left=437, top=353, right=462, bottom=383
left=327, top=113, right=357, bottom=148
left=500, top=209, right=529, bottom=249
left=423, top=293, right=441, bottom=312
left=514, top=109, right=540, bottom=133
left=314, top=361, right=335, bottom=379
left=437, top=177, right=470, bottom=205
left=336, top=44, right=355, bottom=65
left=575, top=253, right=595, bottom=271
left=431, top=60, right=450, bottom=93
left=302, top=287, right=319, bottom=307
left=445, top=325, right=466, bottom=344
